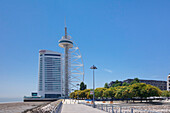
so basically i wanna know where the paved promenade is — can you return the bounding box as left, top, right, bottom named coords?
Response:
left=61, top=99, right=106, bottom=113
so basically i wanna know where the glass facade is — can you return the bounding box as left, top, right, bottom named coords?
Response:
left=44, top=57, right=61, bottom=92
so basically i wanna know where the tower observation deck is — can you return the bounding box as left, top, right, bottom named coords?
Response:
left=59, top=26, right=84, bottom=98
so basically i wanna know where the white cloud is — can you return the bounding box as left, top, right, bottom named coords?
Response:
left=104, top=68, right=113, bottom=73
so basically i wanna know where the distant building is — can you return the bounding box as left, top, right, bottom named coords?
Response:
left=109, top=78, right=167, bottom=90
left=167, top=74, right=170, bottom=91
left=38, top=50, right=62, bottom=98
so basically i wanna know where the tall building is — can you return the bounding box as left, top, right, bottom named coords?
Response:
left=167, top=74, right=170, bottom=91
left=38, top=50, right=62, bottom=98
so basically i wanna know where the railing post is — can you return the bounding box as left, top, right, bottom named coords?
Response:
left=131, top=108, right=133, bottom=113
left=120, top=106, right=121, bottom=113
left=106, top=104, right=108, bottom=112
left=101, top=104, right=103, bottom=110
left=112, top=105, right=114, bottom=113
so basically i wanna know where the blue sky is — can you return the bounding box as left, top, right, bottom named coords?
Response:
left=0, top=0, right=170, bottom=98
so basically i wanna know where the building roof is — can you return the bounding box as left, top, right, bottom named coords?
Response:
left=39, top=50, right=61, bottom=55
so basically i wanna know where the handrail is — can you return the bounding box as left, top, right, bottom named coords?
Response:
left=79, top=102, right=161, bottom=113
left=51, top=101, right=63, bottom=113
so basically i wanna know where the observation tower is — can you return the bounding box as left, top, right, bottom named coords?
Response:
left=59, top=26, right=84, bottom=98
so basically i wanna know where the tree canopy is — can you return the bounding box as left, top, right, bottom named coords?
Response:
left=130, top=78, right=140, bottom=85
left=69, top=83, right=162, bottom=101
left=122, top=82, right=129, bottom=86
left=80, top=82, right=87, bottom=90
left=104, top=83, right=109, bottom=88
left=111, top=80, right=121, bottom=87
left=161, top=91, right=170, bottom=97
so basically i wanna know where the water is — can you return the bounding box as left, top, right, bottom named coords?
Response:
left=0, top=97, right=23, bottom=103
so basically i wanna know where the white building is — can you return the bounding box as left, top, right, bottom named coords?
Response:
left=167, top=74, right=170, bottom=91
left=38, top=50, right=62, bottom=98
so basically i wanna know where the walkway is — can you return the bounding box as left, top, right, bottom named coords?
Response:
left=61, top=99, right=106, bottom=113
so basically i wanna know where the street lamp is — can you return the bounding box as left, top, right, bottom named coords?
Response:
left=77, top=84, right=80, bottom=103
left=90, top=65, right=97, bottom=108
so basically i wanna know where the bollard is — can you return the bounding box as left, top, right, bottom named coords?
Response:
left=131, top=108, right=133, bottom=113
left=112, top=105, right=114, bottom=113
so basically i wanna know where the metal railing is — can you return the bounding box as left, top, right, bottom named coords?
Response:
left=79, top=102, right=161, bottom=113
left=51, top=101, right=63, bottom=113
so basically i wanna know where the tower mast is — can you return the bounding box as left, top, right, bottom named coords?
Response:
left=59, top=24, right=73, bottom=98
left=64, top=26, right=69, bottom=97
left=59, top=22, right=84, bottom=98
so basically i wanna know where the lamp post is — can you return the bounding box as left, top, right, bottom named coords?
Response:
left=71, top=89, right=74, bottom=99
left=71, top=89, right=74, bottom=103
left=77, top=84, right=79, bottom=103
left=90, top=65, right=97, bottom=108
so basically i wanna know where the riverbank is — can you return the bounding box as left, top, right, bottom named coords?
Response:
left=0, top=102, right=49, bottom=113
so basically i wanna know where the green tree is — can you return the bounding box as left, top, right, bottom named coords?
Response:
left=82, top=89, right=90, bottom=99
left=162, top=91, right=170, bottom=98
left=95, top=88, right=107, bottom=99
left=104, top=83, right=109, bottom=88
left=112, top=80, right=121, bottom=87
left=122, top=82, right=129, bottom=86
left=103, top=87, right=116, bottom=99
left=129, top=83, right=146, bottom=98
left=130, top=78, right=140, bottom=85
left=80, top=82, right=87, bottom=90
left=134, top=78, right=140, bottom=82
left=69, top=92, right=75, bottom=99
left=115, top=86, right=132, bottom=103
left=115, top=80, right=120, bottom=84
left=75, top=90, right=82, bottom=99
left=142, top=84, right=162, bottom=97
left=129, top=83, right=162, bottom=102
left=87, top=90, right=93, bottom=99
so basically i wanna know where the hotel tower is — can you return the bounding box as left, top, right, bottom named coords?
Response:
left=38, top=50, right=62, bottom=98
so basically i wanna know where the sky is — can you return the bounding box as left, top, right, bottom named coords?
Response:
left=0, top=0, right=170, bottom=99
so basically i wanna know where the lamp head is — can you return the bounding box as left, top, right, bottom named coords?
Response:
left=90, top=65, right=97, bottom=69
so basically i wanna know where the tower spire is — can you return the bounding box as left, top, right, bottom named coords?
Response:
left=65, top=17, right=67, bottom=39
left=64, top=17, right=67, bottom=27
